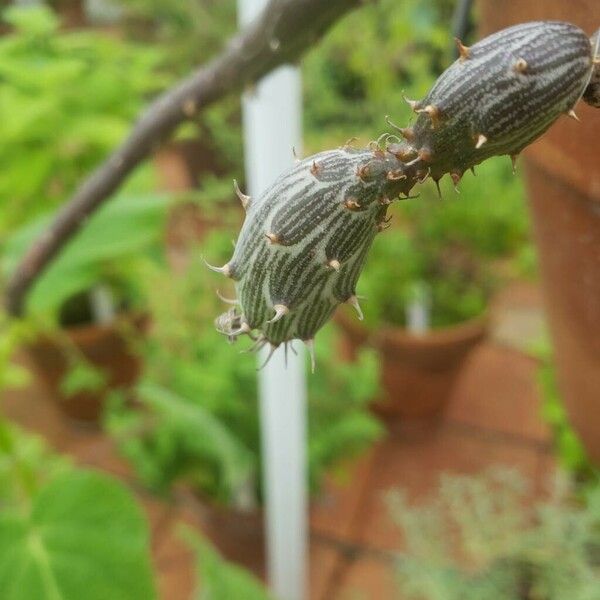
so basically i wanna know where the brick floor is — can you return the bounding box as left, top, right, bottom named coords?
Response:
left=2, top=282, right=557, bottom=599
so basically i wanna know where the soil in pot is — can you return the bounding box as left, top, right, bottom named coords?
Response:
left=26, top=311, right=146, bottom=425
left=195, top=501, right=266, bottom=579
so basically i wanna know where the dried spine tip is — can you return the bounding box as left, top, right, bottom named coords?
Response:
left=304, top=339, right=316, bottom=373
left=387, top=143, right=417, bottom=162
left=267, top=304, right=289, bottom=323
left=514, top=57, right=528, bottom=73
left=203, top=258, right=233, bottom=278
left=386, top=169, right=406, bottom=181
left=265, top=232, right=281, bottom=245
left=567, top=109, right=581, bottom=122
left=231, top=322, right=251, bottom=336
left=233, top=179, right=251, bottom=210
left=475, top=134, right=488, bottom=149
left=257, top=344, right=278, bottom=371
left=356, top=164, right=371, bottom=180
left=385, top=115, right=414, bottom=141
left=310, top=160, right=321, bottom=177
left=216, top=289, right=238, bottom=305
left=417, top=104, right=441, bottom=127
left=455, top=38, right=470, bottom=61
left=418, top=147, right=433, bottom=162
left=450, top=171, right=462, bottom=186
left=344, top=197, right=362, bottom=211
left=403, top=95, right=421, bottom=112
left=399, top=127, right=415, bottom=141
left=327, top=259, right=341, bottom=272
left=510, top=154, right=519, bottom=174
left=347, top=295, right=364, bottom=320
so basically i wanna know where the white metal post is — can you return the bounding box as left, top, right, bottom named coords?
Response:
left=237, top=2, right=308, bottom=600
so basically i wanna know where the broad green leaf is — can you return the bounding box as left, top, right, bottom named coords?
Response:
left=1, top=194, right=170, bottom=316
left=0, top=469, right=156, bottom=600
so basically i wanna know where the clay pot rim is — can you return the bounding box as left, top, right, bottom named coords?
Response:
left=335, top=305, right=489, bottom=350
left=375, top=312, right=489, bottom=350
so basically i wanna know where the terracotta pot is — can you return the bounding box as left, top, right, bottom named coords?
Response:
left=26, top=314, right=145, bottom=424
left=373, top=317, right=488, bottom=420
left=335, top=308, right=488, bottom=420
left=196, top=503, right=265, bottom=579
left=478, top=2, right=600, bottom=461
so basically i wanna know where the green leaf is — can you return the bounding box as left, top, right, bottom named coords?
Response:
left=0, top=469, right=156, bottom=600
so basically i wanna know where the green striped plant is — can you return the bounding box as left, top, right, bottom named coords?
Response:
left=208, top=21, right=599, bottom=367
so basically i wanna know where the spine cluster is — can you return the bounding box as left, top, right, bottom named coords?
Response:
left=208, top=21, right=598, bottom=367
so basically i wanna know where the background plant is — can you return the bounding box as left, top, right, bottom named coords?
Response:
left=0, top=5, right=169, bottom=234
left=389, top=468, right=600, bottom=600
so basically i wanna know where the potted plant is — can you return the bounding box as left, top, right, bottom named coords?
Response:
left=389, top=468, right=600, bottom=599
left=336, top=158, right=531, bottom=420
left=105, top=232, right=383, bottom=575
left=1, top=191, right=170, bottom=424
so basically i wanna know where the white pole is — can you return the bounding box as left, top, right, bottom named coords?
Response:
left=237, top=3, right=308, bottom=600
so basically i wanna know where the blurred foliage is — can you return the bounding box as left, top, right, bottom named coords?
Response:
left=390, top=468, right=600, bottom=600
left=359, top=158, right=531, bottom=329
left=106, top=231, right=383, bottom=507
left=0, top=421, right=157, bottom=600
left=120, top=0, right=236, bottom=75
left=118, top=0, right=244, bottom=175
left=0, top=5, right=169, bottom=234
left=302, top=0, right=458, bottom=149
left=0, top=313, right=32, bottom=393
left=0, top=420, right=68, bottom=506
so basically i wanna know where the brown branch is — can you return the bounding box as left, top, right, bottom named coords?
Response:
left=5, top=0, right=363, bottom=317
